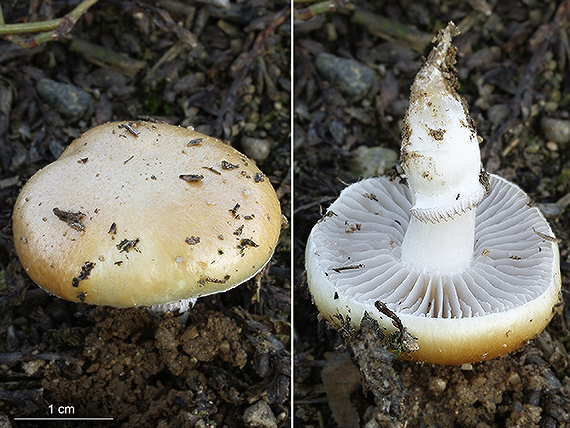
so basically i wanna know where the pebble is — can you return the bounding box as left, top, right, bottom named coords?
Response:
left=428, top=377, right=447, bottom=395
left=315, top=53, right=377, bottom=100
left=36, top=78, right=92, bottom=122
left=240, top=136, right=271, bottom=162
left=350, top=145, right=398, bottom=177
left=364, top=419, right=379, bottom=428
left=541, top=117, right=570, bottom=145
left=243, top=400, right=278, bottom=428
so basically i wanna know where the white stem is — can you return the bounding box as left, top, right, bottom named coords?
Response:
left=401, top=208, right=475, bottom=275
left=397, top=23, right=484, bottom=275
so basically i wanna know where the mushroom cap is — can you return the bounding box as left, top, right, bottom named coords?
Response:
left=306, top=174, right=561, bottom=365
left=13, top=121, right=282, bottom=307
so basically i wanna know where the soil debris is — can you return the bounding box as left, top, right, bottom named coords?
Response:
left=52, top=207, right=86, bottom=232
left=71, top=261, right=95, bottom=288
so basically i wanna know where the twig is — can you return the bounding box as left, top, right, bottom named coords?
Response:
left=374, top=301, right=418, bottom=354
left=143, top=41, right=188, bottom=83
left=136, top=2, right=198, bottom=48
left=0, top=0, right=99, bottom=48
left=69, top=37, right=147, bottom=77
left=351, top=7, right=433, bottom=52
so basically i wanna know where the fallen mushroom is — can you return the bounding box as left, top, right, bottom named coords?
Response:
left=13, top=121, right=282, bottom=310
left=305, top=23, right=561, bottom=365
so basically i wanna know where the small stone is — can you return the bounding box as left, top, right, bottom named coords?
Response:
left=541, top=117, right=570, bottom=145
left=36, top=78, right=92, bottom=122
left=428, top=377, right=447, bottom=395
left=243, top=400, right=277, bottom=428
left=315, top=53, right=377, bottom=100
left=350, top=146, right=398, bottom=178
left=364, top=419, right=379, bottom=428
left=240, top=137, right=271, bottom=162
left=546, top=141, right=558, bottom=151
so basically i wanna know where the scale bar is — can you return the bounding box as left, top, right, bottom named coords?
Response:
left=14, top=418, right=114, bottom=421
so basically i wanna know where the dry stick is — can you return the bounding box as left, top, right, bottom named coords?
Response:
left=211, top=6, right=291, bottom=139
left=351, top=7, right=433, bottom=53
left=482, top=0, right=570, bottom=170
left=136, top=3, right=198, bottom=48
left=0, top=0, right=99, bottom=48
left=69, top=37, right=147, bottom=77
left=294, top=0, right=351, bottom=21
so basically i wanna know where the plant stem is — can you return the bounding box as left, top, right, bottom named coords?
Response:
left=294, top=0, right=350, bottom=21
left=351, top=7, right=432, bottom=52
left=69, top=38, right=147, bottom=77
left=0, top=0, right=99, bottom=35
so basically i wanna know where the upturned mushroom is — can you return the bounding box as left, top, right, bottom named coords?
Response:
left=13, top=121, right=282, bottom=310
left=305, top=23, right=561, bottom=365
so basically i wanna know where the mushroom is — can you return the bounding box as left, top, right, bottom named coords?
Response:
left=13, top=121, right=282, bottom=310
left=305, top=23, right=561, bottom=365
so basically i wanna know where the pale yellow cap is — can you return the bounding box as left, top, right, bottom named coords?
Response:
left=13, top=121, right=282, bottom=307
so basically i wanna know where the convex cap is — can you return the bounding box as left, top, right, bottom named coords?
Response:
left=13, top=121, right=282, bottom=307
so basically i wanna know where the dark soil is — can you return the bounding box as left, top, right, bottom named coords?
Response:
left=294, top=0, right=570, bottom=427
left=0, top=1, right=291, bottom=427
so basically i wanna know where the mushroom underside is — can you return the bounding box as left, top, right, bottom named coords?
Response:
left=307, top=174, right=558, bottom=319
left=306, top=174, right=561, bottom=364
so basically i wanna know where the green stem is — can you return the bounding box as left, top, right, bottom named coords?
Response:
left=0, top=0, right=98, bottom=35
left=351, top=7, right=433, bottom=52
left=294, top=0, right=350, bottom=21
